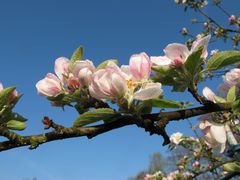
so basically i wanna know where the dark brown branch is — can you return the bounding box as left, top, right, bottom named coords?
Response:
left=0, top=103, right=232, bottom=152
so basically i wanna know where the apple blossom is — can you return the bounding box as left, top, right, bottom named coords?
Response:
left=229, top=15, right=237, bottom=25
left=36, top=73, right=62, bottom=97
left=199, top=119, right=226, bottom=153
left=218, top=68, right=240, bottom=97
left=192, top=161, right=200, bottom=169
left=89, top=61, right=128, bottom=100
left=72, top=60, right=96, bottom=86
left=129, top=52, right=151, bottom=81
left=170, top=132, right=183, bottom=145
left=151, top=35, right=210, bottom=66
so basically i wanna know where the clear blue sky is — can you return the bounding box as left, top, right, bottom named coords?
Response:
left=0, top=1, right=239, bottom=180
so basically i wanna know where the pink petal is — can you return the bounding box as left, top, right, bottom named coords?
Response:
left=54, top=57, right=69, bottom=81
left=164, top=43, right=190, bottom=63
left=191, top=35, right=211, bottom=58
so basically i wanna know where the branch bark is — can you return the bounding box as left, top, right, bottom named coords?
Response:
left=0, top=102, right=232, bottom=152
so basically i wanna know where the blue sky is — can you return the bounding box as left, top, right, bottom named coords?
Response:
left=0, top=1, right=239, bottom=180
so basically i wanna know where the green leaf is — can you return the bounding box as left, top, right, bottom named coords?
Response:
left=96, top=59, right=118, bottom=70
left=204, top=51, right=240, bottom=72
left=185, top=46, right=204, bottom=75
left=223, top=162, right=240, bottom=172
left=151, top=66, right=188, bottom=92
left=73, top=108, right=118, bottom=127
left=6, top=120, right=26, bottom=131
left=235, top=125, right=240, bottom=133
left=70, top=46, right=84, bottom=63
left=227, top=86, right=236, bottom=102
left=146, top=98, right=182, bottom=109
left=47, top=93, right=65, bottom=102
left=232, top=99, right=240, bottom=114
left=0, top=87, right=16, bottom=110
left=213, top=95, right=227, bottom=103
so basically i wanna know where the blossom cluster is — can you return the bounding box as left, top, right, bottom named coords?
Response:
left=144, top=170, right=194, bottom=180
left=200, top=67, right=240, bottom=152
left=36, top=34, right=211, bottom=109
left=36, top=53, right=163, bottom=107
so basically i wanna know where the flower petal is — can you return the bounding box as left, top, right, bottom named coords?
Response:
left=150, top=56, right=172, bottom=66
left=164, top=43, right=190, bottom=63
left=210, top=124, right=227, bottom=144
left=133, top=83, right=163, bottom=100
left=54, top=57, right=69, bottom=81
left=202, top=87, right=216, bottom=102
left=191, top=35, right=211, bottom=58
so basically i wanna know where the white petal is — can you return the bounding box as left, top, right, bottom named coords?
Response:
left=133, top=83, right=163, bottom=100
left=210, top=124, right=226, bottom=144
left=202, top=87, right=216, bottom=102
left=150, top=56, right=172, bottom=66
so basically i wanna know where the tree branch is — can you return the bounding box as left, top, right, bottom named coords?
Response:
left=0, top=102, right=232, bottom=152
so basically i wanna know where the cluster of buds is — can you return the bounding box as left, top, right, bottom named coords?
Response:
left=36, top=57, right=95, bottom=98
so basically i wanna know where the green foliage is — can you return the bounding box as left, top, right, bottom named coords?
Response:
left=73, top=108, right=119, bottom=127
left=70, top=46, right=84, bottom=63
left=0, top=87, right=16, bottom=110
left=185, top=46, right=204, bottom=75
left=223, top=162, right=240, bottom=172
left=204, top=51, right=240, bottom=72
left=213, top=95, right=227, bottom=103
left=9, top=113, right=27, bottom=122
left=227, top=86, right=236, bottom=102
left=152, top=66, right=188, bottom=92
left=47, top=93, right=65, bottom=102
left=152, top=48, right=205, bottom=92
left=6, top=120, right=26, bottom=131
left=96, top=59, right=118, bottom=70
left=232, top=99, right=240, bottom=114
left=145, top=98, right=183, bottom=109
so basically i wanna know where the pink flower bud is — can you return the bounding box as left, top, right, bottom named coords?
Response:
left=0, top=82, right=18, bottom=101
left=72, top=60, right=95, bottom=87
left=178, top=165, right=185, bottom=170
left=89, top=62, right=127, bottom=100
left=36, top=73, right=62, bottom=97
left=192, top=161, right=200, bottom=168
left=129, top=52, right=151, bottom=81
left=229, top=15, right=236, bottom=25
